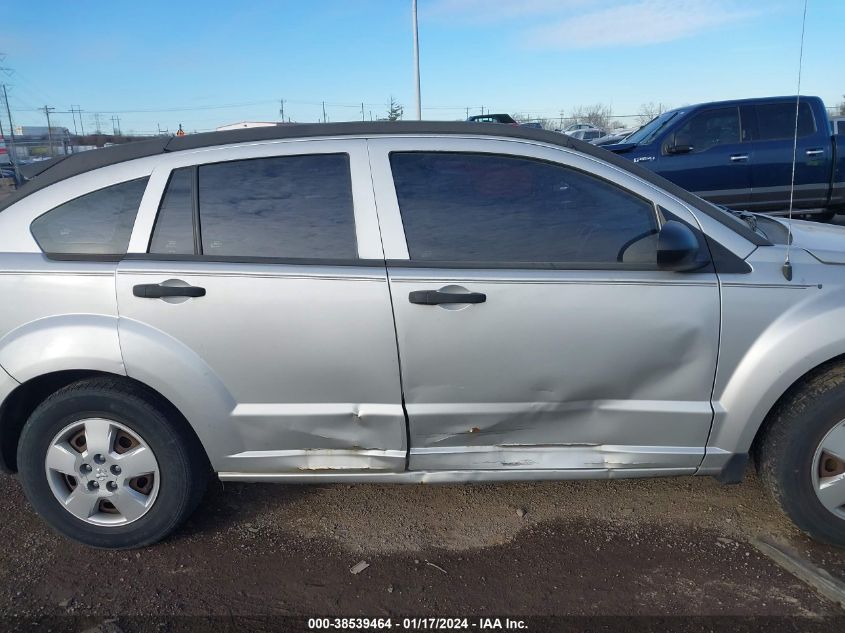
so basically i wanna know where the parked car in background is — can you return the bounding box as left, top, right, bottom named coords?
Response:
left=568, top=128, right=606, bottom=142
left=3, top=122, right=845, bottom=550
left=520, top=122, right=543, bottom=129
left=832, top=116, right=845, bottom=136
left=592, top=129, right=637, bottom=146
left=604, top=96, right=845, bottom=220
left=467, top=113, right=518, bottom=125
left=562, top=123, right=597, bottom=134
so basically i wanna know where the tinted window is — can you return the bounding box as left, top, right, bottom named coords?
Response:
left=198, top=154, right=356, bottom=259
left=149, top=168, right=194, bottom=255
left=390, top=152, right=659, bottom=265
left=838, top=120, right=845, bottom=135
left=31, top=177, right=148, bottom=255
left=673, top=108, right=740, bottom=153
left=755, top=102, right=816, bottom=140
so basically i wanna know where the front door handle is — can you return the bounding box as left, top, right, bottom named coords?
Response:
left=806, top=148, right=824, bottom=156
left=133, top=283, right=206, bottom=298
left=409, top=290, right=486, bottom=305
left=730, top=154, right=749, bottom=162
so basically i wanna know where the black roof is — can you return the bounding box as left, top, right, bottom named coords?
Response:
left=0, top=121, right=767, bottom=245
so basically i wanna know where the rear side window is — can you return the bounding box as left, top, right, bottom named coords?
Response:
left=755, top=102, right=816, bottom=140
left=197, top=153, right=356, bottom=259
left=390, top=152, right=659, bottom=265
left=31, top=177, right=148, bottom=256
left=149, top=168, right=194, bottom=255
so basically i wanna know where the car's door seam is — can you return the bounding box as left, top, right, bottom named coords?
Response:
left=365, top=139, right=411, bottom=471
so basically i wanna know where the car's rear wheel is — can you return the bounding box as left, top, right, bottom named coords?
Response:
left=756, top=364, right=845, bottom=546
left=18, top=377, right=207, bottom=549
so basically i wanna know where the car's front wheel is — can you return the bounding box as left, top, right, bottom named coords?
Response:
left=756, top=364, right=845, bottom=546
left=17, top=377, right=207, bottom=549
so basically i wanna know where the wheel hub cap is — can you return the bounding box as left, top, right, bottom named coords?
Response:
left=45, top=418, right=160, bottom=526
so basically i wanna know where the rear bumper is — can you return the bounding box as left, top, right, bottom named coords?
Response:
left=0, top=364, right=20, bottom=474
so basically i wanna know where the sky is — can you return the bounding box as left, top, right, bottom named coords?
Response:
left=2, top=0, right=844, bottom=135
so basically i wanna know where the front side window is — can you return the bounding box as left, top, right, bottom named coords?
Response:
left=197, top=153, right=356, bottom=259
left=390, top=152, right=659, bottom=265
left=31, top=177, right=148, bottom=256
left=671, top=108, right=740, bottom=153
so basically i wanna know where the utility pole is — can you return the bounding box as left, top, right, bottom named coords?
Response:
left=2, top=84, right=20, bottom=180
left=322, top=101, right=327, bottom=123
left=466, top=107, right=470, bottom=120
left=43, top=105, right=55, bottom=156
left=279, top=99, right=285, bottom=121
left=94, top=113, right=102, bottom=135
left=361, top=102, right=365, bottom=121
left=74, top=106, right=85, bottom=136
left=69, top=106, right=78, bottom=136
left=110, top=115, right=121, bottom=136
left=412, top=0, right=421, bottom=120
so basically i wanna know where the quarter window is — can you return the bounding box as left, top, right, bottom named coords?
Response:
left=197, top=153, right=356, bottom=259
left=31, top=177, right=148, bottom=256
left=390, top=152, right=659, bottom=265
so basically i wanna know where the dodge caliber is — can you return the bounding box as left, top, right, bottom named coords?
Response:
left=0, top=122, right=844, bottom=548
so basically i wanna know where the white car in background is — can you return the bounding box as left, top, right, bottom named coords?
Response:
left=568, top=128, right=606, bottom=142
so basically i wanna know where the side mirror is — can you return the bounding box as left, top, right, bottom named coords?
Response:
left=666, top=143, right=693, bottom=154
left=657, top=221, right=702, bottom=272
left=666, top=134, right=694, bottom=154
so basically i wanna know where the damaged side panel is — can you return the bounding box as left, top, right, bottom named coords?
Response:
left=388, top=268, right=721, bottom=472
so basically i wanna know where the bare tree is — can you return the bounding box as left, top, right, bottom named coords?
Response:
left=839, top=95, right=845, bottom=116
left=637, top=102, right=667, bottom=125
left=569, top=104, right=612, bottom=130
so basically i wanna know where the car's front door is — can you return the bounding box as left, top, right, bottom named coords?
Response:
left=369, top=137, right=720, bottom=474
left=116, top=139, right=406, bottom=475
left=656, top=106, right=752, bottom=209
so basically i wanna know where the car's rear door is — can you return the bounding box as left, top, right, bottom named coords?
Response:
left=116, top=139, right=406, bottom=476
left=743, top=100, right=831, bottom=211
left=369, top=136, right=720, bottom=475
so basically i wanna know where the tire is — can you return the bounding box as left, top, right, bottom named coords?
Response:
left=17, top=377, right=207, bottom=549
left=755, top=364, right=845, bottom=547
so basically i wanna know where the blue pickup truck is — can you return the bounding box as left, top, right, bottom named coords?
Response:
left=605, top=96, right=845, bottom=220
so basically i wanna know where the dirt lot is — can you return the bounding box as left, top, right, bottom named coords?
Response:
left=0, top=467, right=844, bottom=630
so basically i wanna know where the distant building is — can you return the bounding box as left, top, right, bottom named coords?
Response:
left=216, top=121, right=291, bottom=131
left=14, top=125, right=70, bottom=137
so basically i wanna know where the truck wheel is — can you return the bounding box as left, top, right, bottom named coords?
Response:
left=756, top=364, right=845, bottom=546
left=17, top=377, right=208, bottom=549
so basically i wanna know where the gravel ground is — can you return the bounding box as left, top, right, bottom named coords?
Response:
left=0, top=467, right=843, bottom=625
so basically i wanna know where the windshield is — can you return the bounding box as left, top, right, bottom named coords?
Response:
left=625, top=111, right=678, bottom=145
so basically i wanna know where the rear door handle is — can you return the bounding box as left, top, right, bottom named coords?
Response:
left=409, top=290, right=487, bottom=305
left=806, top=149, right=824, bottom=156
left=730, top=154, right=749, bottom=162
left=133, top=283, right=206, bottom=298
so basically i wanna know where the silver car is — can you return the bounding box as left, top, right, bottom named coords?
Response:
left=0, top=122, right=844, bottom=549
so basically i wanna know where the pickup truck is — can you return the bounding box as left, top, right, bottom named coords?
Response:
left=605, top=96, right=845, bottom=220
